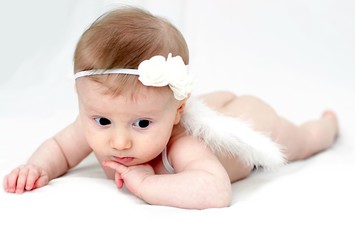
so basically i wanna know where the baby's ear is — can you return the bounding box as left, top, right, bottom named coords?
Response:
left=174, top=99, right=187, bottom=124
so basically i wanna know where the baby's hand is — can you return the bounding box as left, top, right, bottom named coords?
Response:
left=3, top=164, right=49, bottom=193
left=102, top=160, right=155, bottom=198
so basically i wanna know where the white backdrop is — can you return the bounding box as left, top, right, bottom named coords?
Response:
left=1, top=1, right=354, bottom=239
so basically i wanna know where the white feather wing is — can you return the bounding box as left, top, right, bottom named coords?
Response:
left=180, top=98, right=286, bottom=169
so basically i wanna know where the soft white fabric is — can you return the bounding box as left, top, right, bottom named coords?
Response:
left=1, top=1, right=354, bottom=239
left=162, top=147, right=175, bottom=174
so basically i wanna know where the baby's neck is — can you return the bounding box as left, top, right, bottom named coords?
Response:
left=168, top=123, right=187, bottom=146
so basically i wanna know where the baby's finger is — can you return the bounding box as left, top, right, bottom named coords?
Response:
left=115, top=172, right=124, bottom=189
left=15, top=168, right=30, bottom=193
left=25, top=168, right=40, bottom=190
left=3, top=174, right=10, bottom=192
left=6, top=168, right=21, bottom=193
left=33, top=175, right=49, bottom=189
left=103, top=160, right=129, bottom=174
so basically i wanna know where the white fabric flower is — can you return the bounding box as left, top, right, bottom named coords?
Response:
left=138, top=53, right=193, bottom=100
left=138, top=55, right=170, bottom=87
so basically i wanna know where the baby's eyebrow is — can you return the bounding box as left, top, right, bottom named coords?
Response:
left=131, top=110, right=160, bottom=118
left=132, top=104, right=166, bottom=115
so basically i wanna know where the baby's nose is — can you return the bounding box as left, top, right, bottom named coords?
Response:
left=110, top=131, right=132, bottom=150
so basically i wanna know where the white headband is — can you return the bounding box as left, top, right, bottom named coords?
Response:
left=74, top=53, right=193, bottom=100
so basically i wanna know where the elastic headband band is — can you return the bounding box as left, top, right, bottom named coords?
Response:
left=74, top=53, right=193, bottom=100
left=74, top=68, right=139, bottom=79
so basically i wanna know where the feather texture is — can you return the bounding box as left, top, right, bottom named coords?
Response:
left=180, top=98, right=286, bottom=169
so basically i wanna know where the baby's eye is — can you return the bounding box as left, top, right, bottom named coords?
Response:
left=133, top=119, right=151, bottom=129
left=94, top=117, right=111, bottom=126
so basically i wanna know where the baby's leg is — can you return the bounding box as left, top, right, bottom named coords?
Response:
left=274, top=111, right=338, bottom=160
left=199, top=91, right=338, bottom=161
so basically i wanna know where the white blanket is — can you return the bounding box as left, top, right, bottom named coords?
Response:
left=1, top=1, right=354, bottom=239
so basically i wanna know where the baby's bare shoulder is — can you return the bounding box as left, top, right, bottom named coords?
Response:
left=168, top=135, right=218, bottom=170
left=169, top=133, right=206, bottom=151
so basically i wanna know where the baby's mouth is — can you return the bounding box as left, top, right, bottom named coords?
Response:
left=112, top=156, right=135, bottom=164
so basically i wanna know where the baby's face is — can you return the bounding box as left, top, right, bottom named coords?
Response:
left=76, top=79, right=182, bottom=165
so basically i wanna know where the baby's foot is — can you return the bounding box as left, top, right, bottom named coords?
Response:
left=322, top=110, right=337, bottom=118
left=322, top=110, right=339, bottom=142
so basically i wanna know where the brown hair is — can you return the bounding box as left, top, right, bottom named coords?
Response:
left=74, top=7, right=189, bottom=97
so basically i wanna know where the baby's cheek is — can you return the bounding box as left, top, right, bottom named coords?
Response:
left=145, top=144, right=167, bottom=161
left=86, top=133, right=106, bottom=152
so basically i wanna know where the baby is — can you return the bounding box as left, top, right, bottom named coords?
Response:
left=3, top=7, right=338, bottom=209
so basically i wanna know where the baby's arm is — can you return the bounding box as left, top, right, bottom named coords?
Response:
left=103, top=136, right=232, bottom=209
left=3, top=117, right=92, bottom=193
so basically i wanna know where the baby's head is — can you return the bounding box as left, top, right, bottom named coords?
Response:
left=74, top=7, right=190, bottom=98
left=73, top=7, right=192, bottom=165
